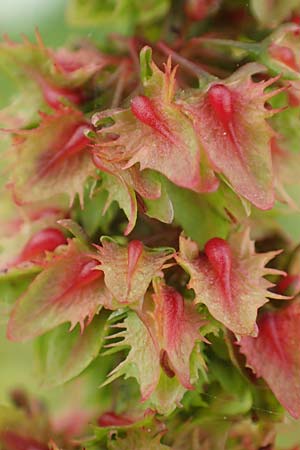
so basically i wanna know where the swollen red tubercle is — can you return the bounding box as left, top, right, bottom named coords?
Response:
left=37, top=76, right=84, bottom=109
left=269, top=43, right=299, bottom=72
left=75, top=259, right=102, bottom=288
left=1, top=431, right=48, bottom=450
left=127, top=240, right=143, bottom=284
left=205, top=237, right=233, bottom=304
left=207, top=84, right=234, bottom=133
left=19, top=228, right=66, bottom=262
left=37, top=123, right=90, bottom=178
left=161, top=285, right=184, bottom=336
left=97, top=412, right=134, bottom=427
left=131, top=95, right=171, bottom=140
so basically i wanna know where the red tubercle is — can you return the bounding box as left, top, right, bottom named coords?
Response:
left=1, top=431, right=48, bottom=450
left=205, top=237, right=233, bottom=304
left=19, top=228, right=66, bottom=263
left=270, top=136, right=285, bottom=157
left=207, top=83, right=234, bottom=131
left=207, top=83, right=247, bottom=162
left=256, top=311, right=289, bottom=364
left=184, top=0, right=219, bottom=21
left=291, top=14, right=300, bottom=25
left=36, top=75, right=84, bottom=109
left=97, top=411, right=134, bottom=427
left=269, top=43, right=300, bottom=72
left=185, top=0, right=209, bottom=20
left=127, top=240, right=143, bottom=286
left=288, top=91, right=300, bottom=107
left=291, top=22, right=300, bottom=37
left=75, top=259, right=102, bottom=288
left=37, top=122, right=91, bottom=178
left=160, top=285, right=184, bottom=339
left=28, top=207, right=68, bottom=222
left=131, top=95, right=171, bottom=140
left=276, top=274, right=300, bottom=296
left=159, top=349, right=175, bottom=378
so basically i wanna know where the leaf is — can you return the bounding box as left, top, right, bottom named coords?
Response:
left=74, top=188, right=118, bottom=238
left=7, top=239, right=112, bottom=341
left=99, top=171, right=138, bottom=236
left=0, top=32, right=113, bottom=113
left=58, top=218, right=89, bottom=243
left=36, top=310, right=109, bottom=387
left=103, top=280, right=205, bottom=413
left=103, top=311, right=185, bottom=415
left=93, top=49, right=218, bottom=194
left=9, top=107, right=96, bottom=207
left=67, top=0, right=170, bottom=33
left=179, top=64, right=279, bottom=210
left=93, top=155, right=165, bottom=235
left=165, top=181, right=232, bottom=247
left=107, top=429, right=171, bottom=450
left=142, top=173, right=174, bottom=224
left=208, top=357, right=253, bottom=416
left=0, top=194, right=67, bottom=271
left=96, top=239, right=173, bottom=305
left=261, top=24, right=300, bottom=80
left=149, top=370, right=186, bottom=416
left=151, top=278, right=205, bottom=389
left=250, top=0, right=300, bottom=27
left=103, top=311, right=161, bottom=401
left=239, top=301, right=300, bottom=419
left=177, top=229, right=286, bottom=336
left=0, top=267, right=39, bottom=323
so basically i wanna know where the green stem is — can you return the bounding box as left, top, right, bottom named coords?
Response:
left=157, top=41, right=217, bottom=86
left=193, top=37, right=261, bottom=55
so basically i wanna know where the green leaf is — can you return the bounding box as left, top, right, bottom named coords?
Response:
left=75, top=188, right=118, bottom=237
left=143, top=174, right=174, bottom=224
left=67, top=0, right=170, bottom=35
left=209, top=357, right=253, bottom=416
left=0, top=267, right=40, bottom=322
left=108, top=429, right=171, bottom=450
left=102, top=311, right=161, bottom=400
left=166, top=181, right=230, bottom=247
left=250, top=0, right=300, bottom=27
left=35, top=310, right=109, bottom=387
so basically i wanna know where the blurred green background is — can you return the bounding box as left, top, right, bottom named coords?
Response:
left=0, top=0, right=69, bottom=107
left=0, top=0, right=93, bottom=418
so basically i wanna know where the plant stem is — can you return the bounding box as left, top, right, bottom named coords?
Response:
left=157, top=41, right=217, bottom=85
left=191, top=37, right=261, bottom=55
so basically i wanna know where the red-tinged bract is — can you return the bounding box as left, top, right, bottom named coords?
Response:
left=151, top=279, right=206, bottom=389
left=92, top=53, right=218, bottom=194
left=177, top=230, right=287, bottom=336
left=7, top=238, right=111, bottom=341
left=104, top=278, right=205, bottom=412
left=0, top=195, right=67, bottom=271
left=9, top=107, right=96, bottom=207
left=92, top=156, right=170, bottom=235
left=179, top=64, right=279, bottom=210
left=0, top=32, right=116, bottom=116
left=95, top=239, right=173, bottom=306
left=18, top=228, right=66, bottom=263
left=239, top=301, right=300, bottom=419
